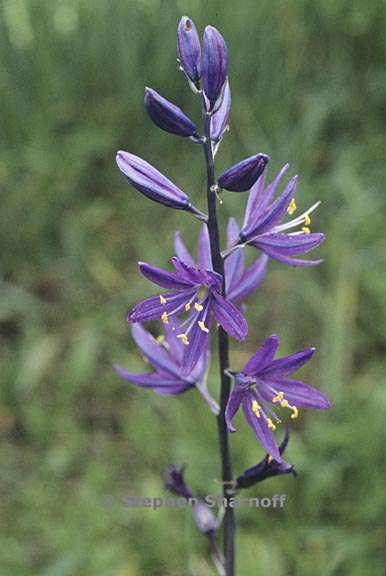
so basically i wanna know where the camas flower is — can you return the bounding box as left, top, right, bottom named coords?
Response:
left=128, top=256, right=248, bottom=375
left=224, top=164, right=325, bottom=267
left=225, top=335, right=331, bottom=461
left=115, top=320, right=219, bottom=414
left=175, top=221, right=268, bottom=305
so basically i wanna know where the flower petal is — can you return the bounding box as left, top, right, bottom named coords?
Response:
left=243, top=335, right=280, bottom=375
left=225, top=218, right=245, bottom=292
left=131, top=324, right=181, bottom=377
left=128, top=289, right=196, bottom=323
left=252, top=232, right=325, bottom=256
left=181, top=300, right=212, bottom=377
left=139, top=261, right=194, bottom=290
left=197, top=224, right=213, bottom=271
left=211, top=291, right=248, bottom=341
left=115, top=366, right=190, bottom=393
left=225, top=387, right=244, bottom=432
left=174, top=232, right=195, bottom=267
left=227, top=254, right=268, bottom=303
left=210, top=79, right=231, bottom=143
left=260, top=378, right=331, bottom=410
left=260, top=347, right=315, bottom=377
left=242, top=395, right=282, bottom=461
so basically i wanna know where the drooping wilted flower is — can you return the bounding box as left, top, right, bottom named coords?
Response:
left=175, top=220, right=268, bottom=305
left=116, top=151, right=206, bottom=219
left=128, top=257, right=248, bottom=375
left=225, top=164, right=324, bottom=266
left=236, top=428, right=296, bottom=488
left=144, top=87, right=198, bottom=138
left=210, top=79, right=231, bottom=149
left=115, top=321, right=219, bottom=414
left=218, top=153, right=270, bottom=192
left=225, top=335, right=331, bottom=460
left=177, top=16, right=202, bottom=88
left=202, top=25, right=228, bottom=111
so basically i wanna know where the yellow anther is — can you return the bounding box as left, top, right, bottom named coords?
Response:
left=272, top=391, right=285, bottom=403
left=302, top=226, right=311, bottom=235
left=304, top=214, right=311, bottom=226
left=252, top=400, right=261, bottom=418
left=267, top=455, right=273, bottom=464
left=198, top=320, right=209, bottom=333
left=159, top=295, right=167, bottom=305
left=267, top=418, right=277, bottom=431
left=185, top=303, right=191, bottom=312
left=177, top=333, right=190, bottom=346
left=161, top=311, right=169, bottom=324
left=281, top=399, right=289, bottom=408
left=156, top=335, right=165, bottom=345
left=290, top=406, right=299, bottom=419
left=287, top=198, right=297, bottom=215
left=194, top=302, right=203, bottom=312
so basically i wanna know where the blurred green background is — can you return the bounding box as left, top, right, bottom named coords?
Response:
left=1, top=1, right=385, bottom=574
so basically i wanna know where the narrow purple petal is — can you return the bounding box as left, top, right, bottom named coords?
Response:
left=210, top=79, right=231, bottom=142
left=174, top=232, right=195, bottom=266
left=115, top=366, right=189, bottom=392
left=144, top=87, right=197, bottom=137
left=131, top=324, right=180, bottom=377
left=227, top=254, right=268, bottom=303
left=181, top=300, right=212, bottom=377
left=194, top=351, right=220, bottom=415
left=128, top=289, right=196, bottom=323
left=250, top=243, right=324, bottom=268
left=243, top=335, right=280, bottom=375
left=139, top=261, right=193, bottom=290
left=242, top=176, right=297, bottom=239
left=197, top=224, right=213, bottom=270
left=252, top=232, right=325, bottom=256
left=163, top=315, right=184, bottom=362
left=116, top=151, right=190, bottom=210
left=260, top=347, right=315, bottom=377
left=211, top=291, right=248, bottom=341
left=260, top=378, right=331, bottom=410
left=171, top=257, right=207, bottom=285
left=225, top=387, right=244, bottom=432
left=242, top=395, right=282, bottom=461
left=224, top=218, right=245, bottom=292
left=177, top=16, right=201, bottom=84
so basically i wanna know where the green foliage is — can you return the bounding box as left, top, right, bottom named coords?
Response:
left=0, top=1, right=385, bottom=574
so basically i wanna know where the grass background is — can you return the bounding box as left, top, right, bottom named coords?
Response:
left=1, top=1, right=385, bottom=574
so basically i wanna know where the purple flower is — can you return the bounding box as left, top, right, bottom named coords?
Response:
left=144, top=87, right=198, bottom=138
left=236, top=428, right=296, bottom=488
left=128, top=256, right=248, bottom=375
left=210, top=79, right=231, bottom=148
left=218, top=153, right=270, bottom=192
left=115, top=321, right=219, bottom=414
left=175, top=221, right=268, bottom=305
left=202, top=26, right=228, bottom=111
left=177, top=16, right=201, bottom=87
left=164, top=465, right=193, bottom=499
left=116, top=151, right=206, bottom=220
left=225, top=335, right=331, bottom=461
left=225, top=164, right=324, bottom=267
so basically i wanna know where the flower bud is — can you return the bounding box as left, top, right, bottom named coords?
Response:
left=210, top=79, right=231, bottom=144
left=144, top=87, right=198, bottom=138
left=218, top=153, right=270, bottom=192
left=116, top=151, right=206, bottom=219
left=193, top=501, right=219, bottom=535
left=177, top=16, right=201, bottom=86
left=202, top=26, right=228, bottom=111
left=164, top=465, right=193, bottom=499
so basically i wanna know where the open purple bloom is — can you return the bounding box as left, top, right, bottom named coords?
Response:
left=115, top=321, right=219, bottom=414
left=202, top=26, right=228, bottom=111
left=236, top=428, right=296, bottom=488
left=144, top=87, right=198, bottom=138
left=128, top=256, right=248, bottom=376
left=174, top=221, right=268, bottom=305
left=177, top=16, right=201, bottom=87
left=225, top=335, right=331, bottom=461
left=116, top=151, right=206, bottom=220
left=226, top=164, right=325, bottom=267
left=218, top=153, right=270, bottom=192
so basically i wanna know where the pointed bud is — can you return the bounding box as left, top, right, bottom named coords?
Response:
left=193, top=501, right=219, bottom=535
left=218, top=153, right=270, bottom=192
left=164, top=465, right=193, bottom=499
left=116, top=151, right=206, bottom=219
left=202, top=26, right=228, bottom=111
left=144, top=87, right=198, bottom=138
left=210, top=79, right=231, bottom=144
left=177, top=16, right=201, bottom=86
left=236, top=429, right=296, bottom=488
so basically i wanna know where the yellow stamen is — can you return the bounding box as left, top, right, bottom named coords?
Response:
left=287, top=198, right=297, bottom=215
left=281, top=399, right=289, bottom=408
left=290, top=406, right=299, bottom=419
left=272, top=391, right=284, bottom=403
left=159, top=295, right=167, bottom=305
left=194, top=302, right=203, bottom=312
left=185, top=303, right=191, bottom=312
left=267, top=418, right=277, bottom=431
left=302, top=226, right=311, bottom=235
left=251, top=400, right=261, bottom=418
left=177, top=333, right=190, bottom=346
left=161, top=311, right=169, bottom=324
left=198, top=320, right=209, bottom=333
left=304, top=214, right=311, bottom=226
left=156, top=335, right=165, bottom=345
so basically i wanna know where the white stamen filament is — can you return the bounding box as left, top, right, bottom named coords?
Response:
left=273, top=201, right=321, bottom=233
